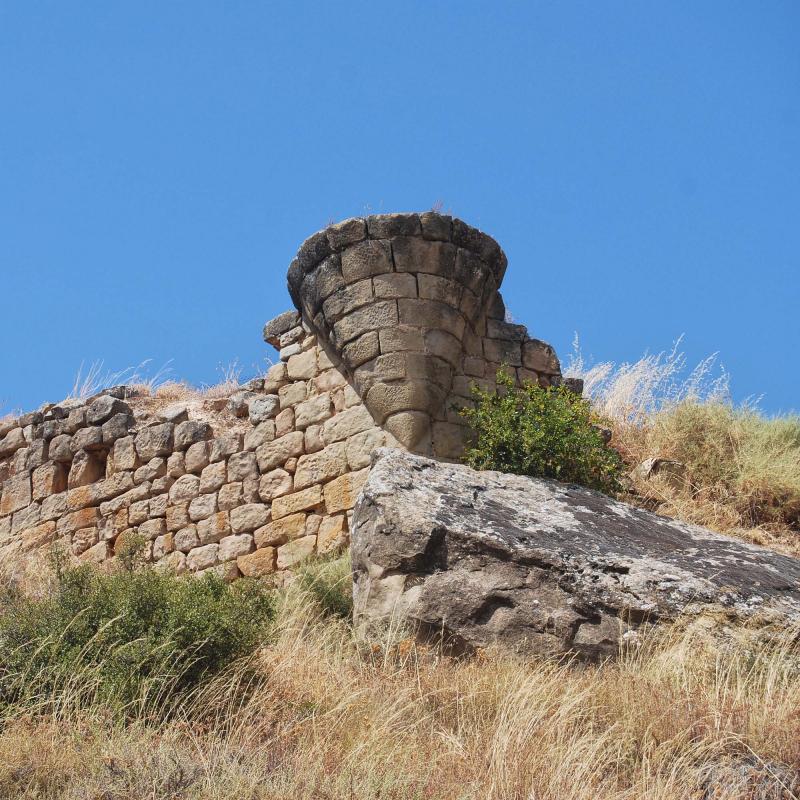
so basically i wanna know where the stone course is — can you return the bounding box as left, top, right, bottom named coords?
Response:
left=0, top=213, right=569, bottom=582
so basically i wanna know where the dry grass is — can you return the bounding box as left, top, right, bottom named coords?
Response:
left=0, top=569, right=797, bottom=799
left=566, top=337, right=800, bottom=555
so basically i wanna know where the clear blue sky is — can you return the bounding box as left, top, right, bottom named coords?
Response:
left=1, top=2, right=798, bottom=415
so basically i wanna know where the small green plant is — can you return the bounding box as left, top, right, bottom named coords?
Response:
left=460, top=370, right=624, bottom=493
left=297, top=554, right=353, bottom=620
left=0, top=560, right=276, bottom=717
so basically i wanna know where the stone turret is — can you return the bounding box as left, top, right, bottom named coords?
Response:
left=279, top=211, right=563, bottom=456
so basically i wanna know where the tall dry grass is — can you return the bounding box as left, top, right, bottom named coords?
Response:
left=0, top=562, right=798, bottom=799
left=566, top=337, right=800, bottom=554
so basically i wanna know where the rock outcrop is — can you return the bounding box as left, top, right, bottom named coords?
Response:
left=351, top=448, right=800, bottom=659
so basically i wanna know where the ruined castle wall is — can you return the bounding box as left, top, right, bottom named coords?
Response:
left=0, top=212, right=569, bottom=580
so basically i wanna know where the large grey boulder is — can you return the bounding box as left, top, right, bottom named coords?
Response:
left=351, top=449, right=800, bottom=660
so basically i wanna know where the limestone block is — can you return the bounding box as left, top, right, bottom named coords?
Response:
left=40, top=491, right=67, bottom=521
left=341, top=331, right=380, bottom=368
left=293, top=442, right=348, bottom=491
left=326, top=216, right=366, bottom=250
left=169, top=474, right=201, bottom=503
left=397, top=298, right=465, bottom=341
left=285, top=458, right=298, bottom=473
left=134, top=457, right=167, bottom=485
left=258, top=469, right=293, bottom=502
left=332, top=300, right=398, bottom=346
left=189, top=493, right=218, bottom=522
left=522, top=339, right=561, bottom=373
left=295, top=394, right=333, bottom=430
left=322, top=279, right=373, bottom=324
left=0, top=427, right=26, bottom=458
left=99, top=482, right=151, bottom=516
left=111, top=436, right=139, bottom=472
left=366, top=213, right=421, bottom=239
left=345, top=428, right=386, bottom=470
left=314, top=367, right=347, bottom=393
left=1, top=474, right=32, bottom=516
left=149, top=493, right=168, bottom=518
left=372, top=272, right=417, bottom=299
left=129, top=499, right=149, bottom=525
left=174, top=524, right=200, bottom=553
left=317, top=514, right=348, bottom=554
left=210, top=433, right=243, bottom=463
left=285, top=349, right=317, bottom=381
left=275, top=407, right=295, bottom=438
left=432, top=421, right=467, bottom=460
left=12, top=503, right=41, bottom=535
left=65, top=408, right=87, bottom=434
left=247, top=395, right=280, bottom=425
left=219, top=533, right=254, bottom=562
left=487, top=319, right=528, bottom=342
left=187, top=544, right=219, bottom=572
left=57, top=506, right=99, bottom=535
left=279, top=380, right=308, bottom=410
left=135, top=423, right=174, bottom=461
left=139, top=518, right=166, bottom=541
left=174, top=421, right=212, bottom=451
left=167, top=451, right=186, bottom=478
left=304, top=424, right=323, bottom=454
left=263, top=361, right=289, bottom=393
left=340, top=239, right=393, bottom=283
left=419, top=211, right=452, bottom=241
left=32, top=462, right=67, bottom=501
left=80, top=540, right=108, bottom=564
left=272, top=485, right=323, bottom=519
left=277, top=535, right=316, bottom=569
left=323, top=468, right=369, bottom=514
left=218, top=482, right=244, bottom=510
left=453, top=248, right=490, bottom=295
left=417, top=273, right=463, bottom=307
left=197, top=511, right=231, bottom=545
left=322, top=405, right=375, bottom=445
left=463, top=357, right=485, bottom=377
left=87, top=395, right=131, bottom=425
left=227, top=452, right=258, bottom=483
left=152, top=532, right=174, bottom=560
left=424, top=329, right=463, bottom=370
left=254, top=512, right=306, bottom=548
left=20, top=521, right=56, bottom=552
left=159, top=404, right=189, bottom=424
left=392, top=236, right=457, bottom=278
left=244, top=421, right=276, bottom=451
left=365, top=381, right=446, bottom=424
left=230, top=503, right=270, bottom=533
left=71, top=426, right=103, bottom=454
left=483, top=337, right=522, bottom=367
left=255, top=431, right=305, bottom=473
left=229, top=391, right=257, bottom=418
left=49, top=434, right=73, bottom=463
left=237, top=547, right=277, bottom=577
left=384, top=411, right=433, bottom=452
left=157, top=550, right=187, bottom=575
left=101, top=413, right=134, bottom=445
left=263, top=310, right=301, bottom=347
left=182, top=442, right=207, bottom=474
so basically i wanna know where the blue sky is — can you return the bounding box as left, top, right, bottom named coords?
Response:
left=1, top=2, right=797, bottom=415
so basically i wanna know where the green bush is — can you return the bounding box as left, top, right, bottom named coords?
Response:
left=297, top=554, right=353, bottom=620
left=0, top=558, right=275, bottom=717
left=459, top=370, right=624, bottom=493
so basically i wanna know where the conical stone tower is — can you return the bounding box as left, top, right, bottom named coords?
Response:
left=285, top=212, right=563, bottom=456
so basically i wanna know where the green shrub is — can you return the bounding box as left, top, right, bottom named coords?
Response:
left=0, top=559, right=275, bottom=717
left=459, top=370, right=624, bottom=493
left=297, top=554, right=353, bottom=620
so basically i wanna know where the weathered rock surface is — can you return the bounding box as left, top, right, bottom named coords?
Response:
left=351, top=449, right=800, bottom=660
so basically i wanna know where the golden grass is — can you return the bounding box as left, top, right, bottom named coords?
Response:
left=0, top=575, right=798, bottom=799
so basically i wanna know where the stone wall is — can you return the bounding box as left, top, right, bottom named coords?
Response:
left=0, top=212, right=572, bottom=581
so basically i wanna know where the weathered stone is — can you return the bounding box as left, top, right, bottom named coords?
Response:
left=139, top=518, right=166, bottom=541
left=12, top=503, right=41, bottom=535
left=86, top=395, right=132, bottom=426
left=321, top=405, right=375, bottom=445
left=20, top=521, right=57, bottom=552
left=219, top=533, right=254, bottom=561
left=345, top=428, right=386, bottom=470
left=49, top=434, right=73, bottom=463
left=352, top=450, right=800, bottom=661
left=2, top=474, right=32, bottom=517
left=110, top=436, right=139, bottom=472
left=135, top=423, right=174, bottom=461
left=263, top=310, right=301, bottom=347
left=229, top=391, right=257, bottom=418
left=198, top=460, right=226, bottom=494
left=304, top=424, right=324, bottom=454
left=632, top=458, right=687, bottom=490
left=341, top=331, right=381, bottom=368
left=366, top=213, right=421, bottom=239
left=188, top=493, right=217, bottom=522
left=218, top=481, right=244, bottom=510
left=0, top=427, right=26, bottom=458
left=134, top=457, right=166, bottom=484
left=522, top=339, right=560, bottom=373
left=326, top=216, right=366, bottom=250
left=71, top=426, right=104, bottom=453
left=166, top=451, right=186, bottom=478
left=101, top=413, right=134, bottom=444
left=317, top=514, right=347, bottom=554
left=294, top=393, right=332, bottom=430
left=80, top=540, right=108, bottom=564
left=57, top=506, right=99, bottom=535
left=237, top=547, right=276, bottom=577
left=279, top=380, right=308, bottom=409
left=483, top=337, right=522, bottom=367
left=227, top=451, right=258, bottom=482
left=129, top=499, right=149, bottom=525
left=272, top=485, right=323, bottom=519
left=293, top=442, right=348, bottom=490
left=210, top=433, right=243, bottom=463
left=174, top=420, right=212, bottom=450
left=149, top=493, right=168, bottom=518
left=258, top=469, right=293, bottom=502
left=187, top=543, right=219, bottom=571
left=230, top=503, right=270, bottom=533
left=333, top=300, right=398, bottom=346
left=322, top=279, right=373, bottom=324
left=277, top=535, right=316, bottom=569
left=180, top=441, right=206, bottom=474
left=32, top=462, right=67, bottom=501
left=248, top=395, right=280, bottom=424
left=152, top=532, right=174, bottom=560
left=254, top=512, right=306, bottom=548
left=263, top=361, right=289, bottom=393
left=159, top=404, right=189, bottom=424
left=40, top=491, right=67, bottom=521
left=244, top=421, right=276, bottom=451
left=173, top=524, right=200, bottom=553
left=197, top=511, right=231, bottom=545
left=255, top=432, right=305, bottom=473
left=340, top=239, right=393, bottom=282
left=169, top=474, right=200, bottom=502
left=323, top=468, right=369, bottom=514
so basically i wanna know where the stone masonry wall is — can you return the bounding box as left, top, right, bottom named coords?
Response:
left=0, top=212, right=572, bottom=581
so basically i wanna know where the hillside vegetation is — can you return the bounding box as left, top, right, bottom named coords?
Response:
left=0, top=555, right=798, bottom=800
